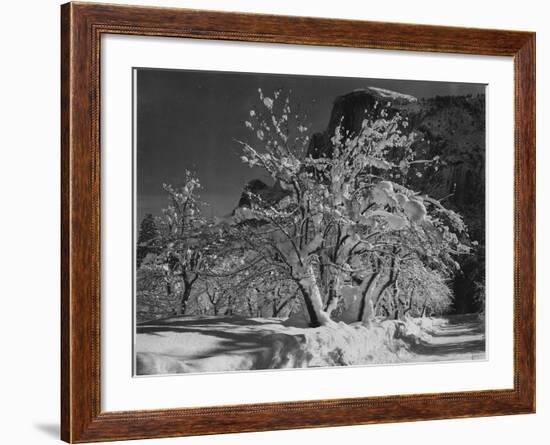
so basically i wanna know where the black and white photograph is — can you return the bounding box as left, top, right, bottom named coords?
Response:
left=134, top=68, right=487, bottom=376
left=2, top=0, right=545, bottom=443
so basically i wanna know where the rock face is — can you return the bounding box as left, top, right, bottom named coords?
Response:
left=237, top=179, right=270, bottom=208
left=237, top=179, right=290, bottom=209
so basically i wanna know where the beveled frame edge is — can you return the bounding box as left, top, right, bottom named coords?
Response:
left=60, top=2, right=535, bottom=443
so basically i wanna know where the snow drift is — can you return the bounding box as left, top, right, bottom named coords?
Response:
left=135, top=315, right=481, bottom=376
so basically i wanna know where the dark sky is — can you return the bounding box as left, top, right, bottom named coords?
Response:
left=135, top=68, right=484, bottom=223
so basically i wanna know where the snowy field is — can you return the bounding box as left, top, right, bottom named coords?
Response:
left=135, top=314, right=485, bottom=375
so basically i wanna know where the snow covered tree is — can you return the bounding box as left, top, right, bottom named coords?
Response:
left=136, top=213, right=159, bottom=268
left=153, top=172, right=208, bottom=315
left=223, top=89, right=470, bottom=327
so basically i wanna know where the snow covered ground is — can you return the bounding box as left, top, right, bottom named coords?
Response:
left=135, top=314, right=485, bottom=375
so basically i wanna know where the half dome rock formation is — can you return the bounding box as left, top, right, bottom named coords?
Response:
left=308, top=87, right=421, bottom=159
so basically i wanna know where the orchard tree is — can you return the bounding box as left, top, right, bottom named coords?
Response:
left=153, top=171, right=209, bottom=315
left=223, top=89, right=470, bottom=327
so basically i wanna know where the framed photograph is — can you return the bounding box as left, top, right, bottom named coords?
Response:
left=61, top=2, right=535, bottom=442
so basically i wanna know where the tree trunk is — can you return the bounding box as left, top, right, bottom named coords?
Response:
left=373, top=279, right=394, bottom=314
left=247, top=294, right=256, bottom=317
left=372, top=252, right=401, bottom=318
left=296, top=280, right=320, bottom=327
left=324, top=275, right=341, bottom=316
left=177, top=282, right=192, bottom=315
left=296, top=264, right=334, bottom=327
left=421, top=298, right=430, bottom=318
left=357, top=272, right=380, bottom=322
left=391, top=280, right=402, bottom=319
left=403, top=294, right=414, bottom=316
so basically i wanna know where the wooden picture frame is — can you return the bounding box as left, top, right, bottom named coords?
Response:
left=61, top=2, right=535, bottom=442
